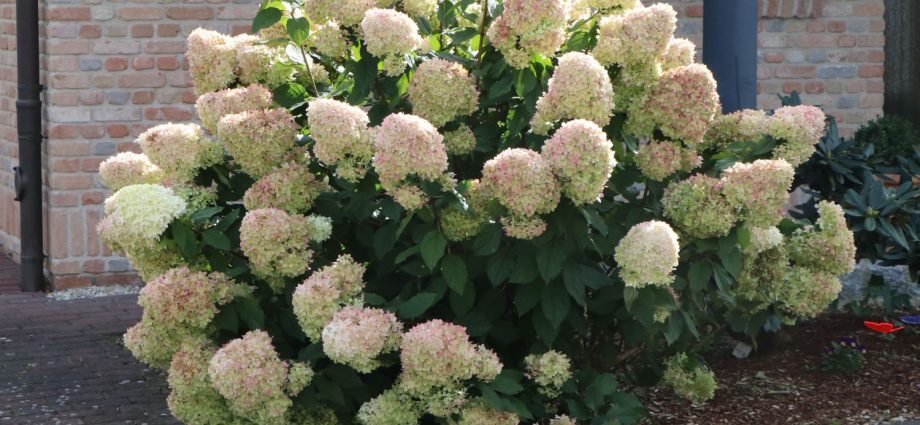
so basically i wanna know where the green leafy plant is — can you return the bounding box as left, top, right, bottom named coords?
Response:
left=96, top=2, right=857, bottom=424
left=855, top=115, right=920, bottom=166
left=820, top=336, right=867, bottom=373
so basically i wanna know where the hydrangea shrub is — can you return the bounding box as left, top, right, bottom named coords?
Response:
left=98, top=0, right=856, bottom=423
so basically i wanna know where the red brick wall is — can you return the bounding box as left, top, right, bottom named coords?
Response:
left=664, top=0, right=886, bottom=136
left=0, top=0, right=888, bottom=289
left=1, top=0, right=259, bottom=289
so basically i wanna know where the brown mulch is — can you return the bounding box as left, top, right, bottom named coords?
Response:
left=640, top=314, right=920, bottom=425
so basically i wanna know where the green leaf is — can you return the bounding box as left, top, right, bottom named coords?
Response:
left=394, top=246, right=419, bottom=264
left=623, top=287, right=639, bottom=311
left=202, top=229, right=232, bottom=251
left=272, top=83, right=308, bottom=109
left=420, top=230, right=447, bottom=270
left=473, top=225, right=502, bottom=256
left=688, top=260, right=713, bottom=292
left=536, top=244, right=566, bottom=282
left=585, top=373, right=618, bottom=411
left=237, top=298, right=265, bottom=330
left=580, top=207, right=609, bottom=236
left=541, top=282, right=571, bottom=328
left=721, top=248, right=742, bottom=279
left=486, top=250, right=513, bottom=285
left=252, top=7, right=283, bottom=33
left=348, top=48, right=379, bottom=104
left=398, top=292, right=439, bottom=319
left=737, top=225, right=752, bottom=249
left=531, top=310, right=559, bottom=345
left=682, top=310, right=700, bottom=339
left=171, top=222, right=198, bottom=261
left=373, top=223, right=398, bottom=259
left=491, top=369, right=525, bottom=395
left=190, top=206, right=223, bottom=224
left=286, top=17, right=310, bottom=45
left=213, top=306, right=239, bottom=333
left=513, top=281, right=542, bottom=316
left=449, top=282, right=476, bottom=316
left=664, top=312, right=682, bottom=345
left=315, top=377, right=347, bottom=406
left=441, top=255, right=468, bottom=294
left=562, top=265, right=587, bottom=306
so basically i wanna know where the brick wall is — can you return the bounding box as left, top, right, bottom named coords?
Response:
left=0, top=0, right=23, bottom=261
left=664, top=0, right=886, bottom=136
left=0, top=0, right=887, bottom=289
left=0, top=0, right=259, bottom=289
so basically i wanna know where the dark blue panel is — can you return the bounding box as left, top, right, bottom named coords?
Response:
left=702, top=0, right=758, bottom=113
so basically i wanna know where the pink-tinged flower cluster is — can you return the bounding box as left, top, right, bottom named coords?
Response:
left=243, top=162, right=329, bottom=214
left=482, top=149, right=561, bottom=239
left=635, top=140, right=701, bottom=181
left=628, top=64, right=720, bottom=145
left=403, top=0, right=437, bottom=17
left=118, top=239, right=184, bottom=281
left=550, top=415, right=578, bottom=425
left=99, top=152, right=162, bottom=190
left=399, top=320, right=503, bottom=396
left=524, top=350, right=572, bottom=398
left=195, top=84, right=274, bottom=133
left=292, top=254, right=367, bottom=340
left=360, top=9, right=422, bottom=76
left=660, top=38, right=696, bottom=71
left=409, top=59, right=479, bottom=127
left=124, top=321, right=186, bottom=369
left=662, top=174, right=736, bottom=239
left=444, top=125, right=477, bottom=156
left=541, top=120, right=617, bottom=205
left=307, top=99, right=375, bottom=182
left=101, top=184, right=187, bottom=249
left=166, top=339, right=239, bottom=425
left=441, top=180, right=496, bottom=241
left=454, top=399, right=520, bottom=425
left=499, top=216, right=546, bottom=240
left=593, top=4, right=677, bottom=67
left=138, top=268, right=241, bottom=333
left=217, top=108, right=300, bottom=178
left=239, top=209, right=314, bottom=291
left=304, top=0, right=380, bottom=27
left=235, top=35, right=293, bottom=89
left=720, top=159, right=794, bottom=227
left=321, top=306, right=403, bottom=373
left=308, top=22, right=351, bottom=59
left=136, top=123, right=222, bottom=184
left=582, top=0, right=642, bottom=12
left=357, top=387, right=424, bottom=425
left=487, top=0, right=569, bottom=68
left=786, top=201, right=856, bottom=276
left=208, top=331, right=292, bottom=425
left=532, top=53, right=615, bottom=134
left=187, top=28, right=237, bottom=94
left=286, top=362, right=315, bottom=396
left=779, top=266, right=842, bottom=320
left=373, top=113, right=449, bottom=208
left=704, top=109, right=770, bottom=149
left=768, top=105, right=826, bottom=166
left=390, top=185, right=428, bottom=211
left=614, top=220, right=680, bottom=288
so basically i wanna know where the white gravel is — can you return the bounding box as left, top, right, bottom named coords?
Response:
left=49, top=284, right=143, bottom=301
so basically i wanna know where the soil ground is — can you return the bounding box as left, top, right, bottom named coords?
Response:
left=640, top=314, right=920, bottom=425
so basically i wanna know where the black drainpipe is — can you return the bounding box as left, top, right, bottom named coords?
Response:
left=15, top=0, right=45, bottom=292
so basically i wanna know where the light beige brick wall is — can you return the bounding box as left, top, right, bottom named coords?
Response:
left=0, top=0, right=887, bottom=289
